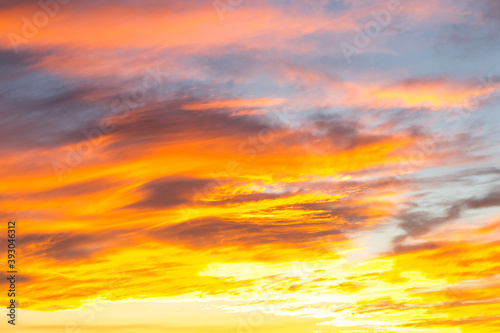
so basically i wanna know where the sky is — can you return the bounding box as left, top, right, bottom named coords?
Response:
left=1, top=0, right=500, bottom=332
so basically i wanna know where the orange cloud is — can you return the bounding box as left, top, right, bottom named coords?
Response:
left=181, top=98, right=284, bottom=110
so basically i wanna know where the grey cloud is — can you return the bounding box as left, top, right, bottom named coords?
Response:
left=17, top=228, right=139, bottom=261
left=123, top=177, right=212, bottom=210
left=394, top=188, right=500, bottom=248
left=147, top=217, right=344, bottom=248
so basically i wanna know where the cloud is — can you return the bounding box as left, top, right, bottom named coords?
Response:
left=306, top=113, right=392, bottom=151
left=209, top=191, right=297, bottom=206
left=124, top=177, right=212, bottom=210
left=18, top=229, right=138, bottom=261
left=30, top=178, right=122, bottom=199
left=394, top=188, right=500, bottom=249
left=181, top=98, right=284, bottom=110
left=100, top=99, right=280, bottom=153
left=357, top=77, right=496, bottom=110
left=463, top=189, right=500, bottom=209
left=0, top=63, right=112, bottom=152
left=147, top=217, right=344, bottom=248
left=482, top=0, right=500, bottom=24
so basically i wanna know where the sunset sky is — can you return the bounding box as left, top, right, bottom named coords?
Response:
left=1, top=0, right=500, bottom=332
